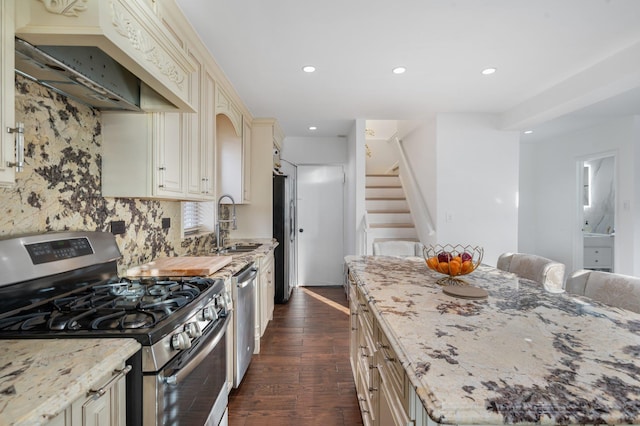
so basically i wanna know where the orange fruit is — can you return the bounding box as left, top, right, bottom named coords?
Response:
left=449, top=259, right=461, bottom=276
left=426, top=256, right=439, bottom=270
left=438, top=262, right=449, bottom=274
left=461, top=260, right=473, bottom=274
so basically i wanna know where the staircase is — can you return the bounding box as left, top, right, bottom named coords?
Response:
left=365, top=174, right=417, bottom=254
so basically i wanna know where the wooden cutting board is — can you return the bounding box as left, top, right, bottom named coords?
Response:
left=126, top=256, right=233, bottom=277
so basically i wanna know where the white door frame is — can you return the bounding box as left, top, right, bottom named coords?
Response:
left=574, top=150, right=617, bottom=272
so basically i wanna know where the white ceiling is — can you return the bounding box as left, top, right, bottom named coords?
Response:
left=175, top=0, right=640, bottom=140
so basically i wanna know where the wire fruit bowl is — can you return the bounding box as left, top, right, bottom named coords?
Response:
left=423, top=244, right=484, bottom=286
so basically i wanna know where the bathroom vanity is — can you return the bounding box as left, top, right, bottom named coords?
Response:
left=584, top=233, right=614, bottom=272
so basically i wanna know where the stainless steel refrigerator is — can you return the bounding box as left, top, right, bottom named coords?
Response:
left=273, top=161, right=297, bottom=303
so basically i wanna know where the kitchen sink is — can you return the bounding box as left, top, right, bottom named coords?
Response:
left=214, top=243, right=262, bottom=254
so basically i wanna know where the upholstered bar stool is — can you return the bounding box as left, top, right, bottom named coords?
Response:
left=497, top=252, right=566, bottom=293
left=566, top=269, right=640, bottom=313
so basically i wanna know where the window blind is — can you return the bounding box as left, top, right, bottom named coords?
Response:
left=182, top=201, right=215, bottom=236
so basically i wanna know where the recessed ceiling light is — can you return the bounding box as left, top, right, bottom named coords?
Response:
left=524, top=130, right=533, bottom=134
left=481, top=67, right=497, bottom=75
left=302, top=65, right=316, bottom=73
left=309, top=126, right=317, bottom=131
left=392, top=66, right=406, bottom=74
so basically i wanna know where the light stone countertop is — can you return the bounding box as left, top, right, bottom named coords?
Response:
left=197, top=238, right=278, bottom=281
left=345, top=255, right=640, bottom=425
left=0, top=338, right=140, bottom=426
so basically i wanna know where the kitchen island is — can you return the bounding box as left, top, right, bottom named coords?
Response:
left=345, top=255, right=640, bottom=425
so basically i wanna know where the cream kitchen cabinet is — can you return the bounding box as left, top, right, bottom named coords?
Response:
left=259, top=249, right=275, bottom=337
left=15, top=0, right=194, bottom=112
left=376, top=326, right=411, bottom=426
left=184, top=52, right=216, bottom=200
left=216, top=86, right=251, bottom=204
left=157, top=4, right=216, bottom=201
left=102, top=112, right=186, bottom=199
left=242, top=116, right=252, bottom=202
left=349, top=272, right=413, bottom=426
left=253, top=248, right=275, bottom=354
left=215, top=86, right=242, bottom=135
left=46, top=363, right=130, bottom=426
left=0, top=0, right=17, bottom=187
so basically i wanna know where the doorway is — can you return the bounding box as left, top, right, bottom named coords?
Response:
left=576, top=152, right=616, bottom=272
left=297, top=165, right=345, bottom=286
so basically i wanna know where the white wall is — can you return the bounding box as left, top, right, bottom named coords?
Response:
left=352, top=120, right=367, bottom=255
left=519, top=116, right=638, bottom=276
left=365, top=138, right=398, bottom=174
left=403, top=114, right=519, bottom=266
left=518, top=142, right=538, bottom=254
left=435, top=114, right=520, bottom=266
left=345, top=121, right=367, bottom=255
left=281, top=136, right=347, bottom=165
left=233, top=119, right=274, bottom=238
left=401, top=117, right=438, bottom=246
left=634, top=117, right=640, bottom=275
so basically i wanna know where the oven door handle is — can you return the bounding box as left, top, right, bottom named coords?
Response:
left=164, top=315, right=230, bottom=386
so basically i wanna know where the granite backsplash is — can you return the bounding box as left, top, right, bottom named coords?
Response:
left=0, top=75, right=215, bottom=274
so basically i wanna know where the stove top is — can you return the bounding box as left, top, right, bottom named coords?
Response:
left=0, top=232, right=229, bottom=349
left=0, top=274, right=226, bottom=344
left=1, top=276, right=210, bottom=330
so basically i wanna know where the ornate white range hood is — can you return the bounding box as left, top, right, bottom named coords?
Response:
left=14, top=0, right=195, bottom=112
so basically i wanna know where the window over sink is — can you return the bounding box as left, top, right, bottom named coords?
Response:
left=182, top=201, right=215, bottom=237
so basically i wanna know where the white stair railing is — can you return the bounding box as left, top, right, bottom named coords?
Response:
left=390, top=135, right=435, bottom=242
left=361, top=215, right=370, bottom=255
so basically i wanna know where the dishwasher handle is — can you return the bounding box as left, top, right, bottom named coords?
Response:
left=234, top=266, right=258, bottom=287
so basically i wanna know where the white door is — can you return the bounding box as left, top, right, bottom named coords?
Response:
left=297, top=165, right=344, bottom=286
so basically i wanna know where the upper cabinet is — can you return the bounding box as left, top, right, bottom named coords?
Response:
left=216, top=86, right=242, bottom=136
left=216, top=86, right=251, bottom=204
left=100, top=0, right=257, bottom=202
left=183, top=44, right=215, bottom=200
left=0, top=0, right=16, bottom=187
left=242, top=117, right=252, bottom=202
left=101, top=112, right=186, bottom=199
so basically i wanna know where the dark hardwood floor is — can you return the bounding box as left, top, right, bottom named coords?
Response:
left=228, top=286, right=363, bottom=426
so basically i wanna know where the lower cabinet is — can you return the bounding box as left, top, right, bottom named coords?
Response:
left=349, top=271, right=413, bottom=426
left=46, top=363, right=130, bottom=426
left=260, top=250, right=275, bottom=336
left=254, top=249, right=275, bottom=354
left=584, top=246, right=613, bottom=271
left=376, top=327, right=411, bottom=426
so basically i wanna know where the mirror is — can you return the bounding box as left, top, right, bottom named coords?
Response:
left=582, top=155, right=615, bottom=234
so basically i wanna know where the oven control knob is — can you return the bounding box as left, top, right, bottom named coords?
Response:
left=202, top=304, right=219, bottom=321
left=171, top=332, right=192, bottom=350
left=185, top=322, right=202, bottom=338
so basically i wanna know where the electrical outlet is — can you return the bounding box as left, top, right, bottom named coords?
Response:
left=110, top=220, right=126, bottom=235
left=162, top=218, right=171, bottom=229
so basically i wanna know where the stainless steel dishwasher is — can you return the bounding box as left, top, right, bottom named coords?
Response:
left=232, top=263, right=258, bottom=387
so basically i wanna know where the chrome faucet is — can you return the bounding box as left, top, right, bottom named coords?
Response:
left=215, top=194, right=237, bottom=252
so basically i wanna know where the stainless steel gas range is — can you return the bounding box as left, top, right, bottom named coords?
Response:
left=0, top=231, right=231, bottom=426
